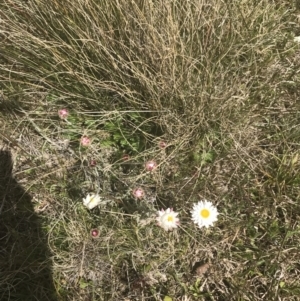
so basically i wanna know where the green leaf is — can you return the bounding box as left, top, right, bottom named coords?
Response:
left=201, top=151, right=214, bottom=162
left=279, top=281, right=285, bottom=288
left=79, top=279, right=89, bottom=289
left=163, top=296, right=172, bottom=301
left=101, top=140, right=115, bottom=147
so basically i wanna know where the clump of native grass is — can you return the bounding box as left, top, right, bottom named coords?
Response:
left=1, top=0, right=300, bottom=300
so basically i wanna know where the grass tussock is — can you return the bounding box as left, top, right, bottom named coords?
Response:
left=1, top=0, right=300, bottom=300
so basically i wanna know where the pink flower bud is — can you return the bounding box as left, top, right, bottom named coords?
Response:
left=80, top=136, right=91, bottom=147
left=90, top=159, right=97, bottom=167
left=58, top=108, right=69, bottom=119
left=145, top=160, right=157, bottom=171
left=158, top=141, right=167, bottom=149
left=122, top=154, right=130, bottom=161
left=91, top=229, right=99, bottom=238
left=132, top=187, right=145, bottom=199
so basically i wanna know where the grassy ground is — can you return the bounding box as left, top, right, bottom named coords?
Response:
left=1, top=0, right=300, bottom=300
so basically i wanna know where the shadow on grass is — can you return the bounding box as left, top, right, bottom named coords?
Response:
left=0, top=149, right=57, bottom=301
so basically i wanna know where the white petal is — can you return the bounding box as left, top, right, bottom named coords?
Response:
left=294, top=36, right=300, bottom=43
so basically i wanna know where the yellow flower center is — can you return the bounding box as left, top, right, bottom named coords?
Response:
left=167, top=215, right=174, bottom=222
left=200, top=208, right=210, bottom=218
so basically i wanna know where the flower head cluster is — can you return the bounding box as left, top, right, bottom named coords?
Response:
left=145, top=160, right=157, bottom=171
left=191, top=200, right=219, bottom=228
left=90, top=228, right=100, bottom=238
left=158, top=140, right=167, bottom=149
left=58, top=108, right=69, bottom=119
left=90, top=159, right=97, bottom=167
left=80, top=136, right=91, bottom=147
left=156, top=208, right=179, bottom=231
left=132, top=187, right=145, bottom=199
left=83, top=193, right=102, bottom=209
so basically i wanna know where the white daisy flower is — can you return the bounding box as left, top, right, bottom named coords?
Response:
left=191, top=200, right=219, bottom=228
left=83, top=193, right=102, bottom=209
left=156, top=208, right=180, bottom=231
